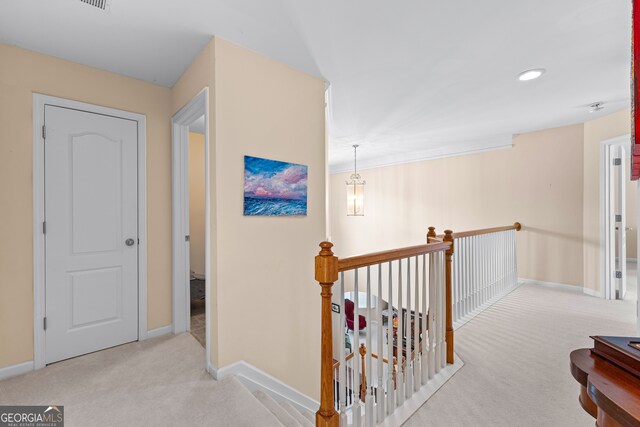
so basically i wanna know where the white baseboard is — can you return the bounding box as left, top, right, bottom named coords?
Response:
left=519, top=278, right=604, bottom=299
left=583, top=287, right=603, bottom=298
left=146, top=325, right=173, bottom=339
left=0, top=360, right=34, bottom=381
left=519, top=278, right=583, bottom=293
left=208, top=360, right=319, bottom=414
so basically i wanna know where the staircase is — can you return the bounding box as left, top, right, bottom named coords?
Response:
left=251, top=389, right=315, bottom=427
left=213, top=374, right=315, bottom=426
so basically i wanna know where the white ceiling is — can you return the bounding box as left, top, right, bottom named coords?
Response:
left=0, top=0, right=631, bottom=171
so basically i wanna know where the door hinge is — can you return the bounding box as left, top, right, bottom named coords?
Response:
left=42, top=125, right=46, bottom=139
left=613, top=158, right=621, bottom=166
left=43, top=317, right=47, bottom=330
left=185, top=235, right=190, bottom=242
left=616, top=214, right=622, bottom=222
left=615, top=271, right=622, bottom=279
left=43, top=221, right=46, bottom=234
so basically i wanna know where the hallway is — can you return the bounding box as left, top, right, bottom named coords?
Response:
left=405, top=282, right=637, bottom=426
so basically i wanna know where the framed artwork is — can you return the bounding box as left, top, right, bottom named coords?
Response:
left=243, top=155, right=308, bottom=216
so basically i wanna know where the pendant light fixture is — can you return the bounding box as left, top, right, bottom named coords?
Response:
left=346, top=144, right=365, bottom=216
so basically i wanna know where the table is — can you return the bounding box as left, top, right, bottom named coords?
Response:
left=570, top=348, right=640, bottom=426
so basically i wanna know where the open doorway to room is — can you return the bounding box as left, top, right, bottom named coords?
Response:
left=172, top=88, right=211, bottom=365
left=187, top=116, right=206, bottom=347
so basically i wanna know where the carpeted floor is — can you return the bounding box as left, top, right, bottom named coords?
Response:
left=0, top=333, right=282, bottom=427
left=403, top=281, right=637, bottom=427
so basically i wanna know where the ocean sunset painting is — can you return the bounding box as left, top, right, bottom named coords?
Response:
left=244, top=156, right=308, bottom=216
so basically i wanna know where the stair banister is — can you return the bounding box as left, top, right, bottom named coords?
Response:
left=443, top=230, right=455, bottom=364
left=315, top=242, right=339, bottom=427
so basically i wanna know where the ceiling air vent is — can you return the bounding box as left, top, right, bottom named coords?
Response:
left=79, top=0, right=111, bottom=12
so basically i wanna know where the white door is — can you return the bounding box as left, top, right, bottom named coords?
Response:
left=44, top=105, right=138, bottom=364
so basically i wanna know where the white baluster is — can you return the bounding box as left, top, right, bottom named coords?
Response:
left=428, top=252, right=436, bottom=379
left=353, top=270, right=361, bottom=427
left=421, top=254, right=428, bottom=386
left=397, top=259, right=405, bottom=406
left=386, top=262, right=395, bottom=414
left=339, top=273, right=347, bottom=427
left=439, top=251, right=446, bottom=370
left=434, top=252, right=441, bottom=374
left=413, top=256, right=420, bottom=391
left=376, top=265, right=385, bottom=423
left=461, top=237, right=466, bottom=318
left=452, top=249, right=457, bottom=323
left=365, top=267, right=373, bottom=427
left=405, top=257, right=413, bottom=398
left=464, top=237, right=470, bottom=316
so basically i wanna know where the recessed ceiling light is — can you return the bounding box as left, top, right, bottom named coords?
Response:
left=589, top=102, right=605, bottom=113
left=517, top=69, right=545, bottom=81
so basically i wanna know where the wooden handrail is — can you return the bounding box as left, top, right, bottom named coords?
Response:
left=370, top=351, right=392, bottom=365
left=337, top=241, right=450, bottom=272
left=332, top=351, right=356, bottom=369
left=436, top=222, right=522, bottom=239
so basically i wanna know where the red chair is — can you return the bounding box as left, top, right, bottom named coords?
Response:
left=345, top=299, right=366, bottom=331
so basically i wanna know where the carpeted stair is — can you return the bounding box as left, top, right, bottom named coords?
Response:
left=251, top=389, right=315, bottom=427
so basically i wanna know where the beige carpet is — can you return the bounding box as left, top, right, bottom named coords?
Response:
left=404, top=282, right=637, bottom=427
left=0, top=333, right=282, bottom=427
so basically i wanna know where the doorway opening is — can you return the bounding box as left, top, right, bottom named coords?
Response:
left=172, top=89, right=211, bottom=364
left=600, top=134, right=637, bottom=303
left=187, top=115, right=206, bottom=347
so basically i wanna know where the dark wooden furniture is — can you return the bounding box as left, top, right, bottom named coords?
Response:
left=569, top=337, right=640, bottom=427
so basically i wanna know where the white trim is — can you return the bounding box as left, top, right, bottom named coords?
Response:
left=583, top=287, right=604, bottom=298
left=32, top=94, right=148, bottom=369
left=519, top=278, right=583, bottom=293
left=599, top=134, right=631, bottom=300
left=329, top=135, right=513, bottom=174
left=207, top=360, right=320, bottom=414
left=0, top=361, right=35, bottom=381
left=171, top=88, right=211, bottom=369
left=146, top=325, right=173, bottom=339
left=519, top=278, right=604, bottom=298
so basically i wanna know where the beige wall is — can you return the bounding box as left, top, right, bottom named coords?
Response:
left=213, top=38, right=326, bottom=399
left=0, top=44, right=173, bottom=369
left=583, top=109, right=632, bottom=292
left=188, top=132, right=206, bottom=278
left=330, top=124, right=586, bottom=287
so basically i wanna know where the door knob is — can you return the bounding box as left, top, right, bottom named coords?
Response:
left=125, top=238, right=135, bottom=246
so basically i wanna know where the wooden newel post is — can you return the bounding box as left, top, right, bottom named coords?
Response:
left=315, top=241, right=339, bottom=427
left=443, top=230, right=455, bottom=364
left=427, top=226, right=436, bottom=242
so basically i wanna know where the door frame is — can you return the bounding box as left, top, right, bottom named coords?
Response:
left=171, top=88, right=211, bottom=365
left=32, top=94, right=148, bottom=369
left=599, top=134, right=631, bottom=300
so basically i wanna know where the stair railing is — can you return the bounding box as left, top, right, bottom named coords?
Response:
left=315, top=238, right=451, bottom=426
left=316, top=222, right=521, bottom=426
left=429, top=223, right=522, bottom=327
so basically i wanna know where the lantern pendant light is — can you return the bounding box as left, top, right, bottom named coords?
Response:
left=346, top=144, right=365, bottom=216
